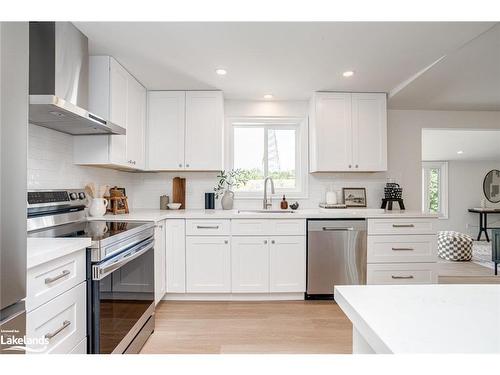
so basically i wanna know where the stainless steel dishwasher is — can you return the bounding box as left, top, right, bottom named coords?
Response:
left=306, top=219, right=367, bottom=299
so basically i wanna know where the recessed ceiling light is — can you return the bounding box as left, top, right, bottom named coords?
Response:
left=457, top=150, right=464, bottom=154
left=215, top=69, right=227, bottom=76
left=342, top=70, right=355, bottom=78
left=263, top=94, right=274, bottom=99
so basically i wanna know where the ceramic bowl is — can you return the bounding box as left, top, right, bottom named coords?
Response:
left=167, top=203, right=182, bottom=210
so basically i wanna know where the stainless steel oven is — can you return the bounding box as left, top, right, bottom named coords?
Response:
left=90, top=233, right=155, bottom=354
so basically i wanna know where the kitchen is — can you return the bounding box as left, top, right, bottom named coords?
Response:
left=1, top=4, right=500, bottom=372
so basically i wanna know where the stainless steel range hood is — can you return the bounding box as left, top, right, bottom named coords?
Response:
left=29, top=22, right=125, bottom=135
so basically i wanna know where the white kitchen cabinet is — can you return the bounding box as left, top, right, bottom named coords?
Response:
left=147, top=91, right=185, bottom=170
left=73, top=56, right=146, bottom=170
left=231, top=236, right=270, bottom=293
left=269, top=236, right=306, bottom=292
left=309, top=92, right=387, bottom=172
left=146, top=90, right=224, bottom=171
left=165, top=219, right=186, bottom=293
left=186, top=236, right=230, bottom=292
left=184, top=91, right=224, bottom=170
left=154, top=220, right=167, bottom=304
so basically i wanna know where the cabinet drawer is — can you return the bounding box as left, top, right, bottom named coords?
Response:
left=367, top=263, right=437, bottom=285
left=368, top=218, right=435, bottom=235
left=27, top=250, right=86, bottom=312
left=231, top=219, right=306, bottom=236
left=186, top=219, right=230, bottom=236
left=367, top=235, right=437, bottom=263
left=26, top=282, right=86, bottom=354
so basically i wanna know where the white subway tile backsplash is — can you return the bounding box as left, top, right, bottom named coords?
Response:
left=28, top=124, right=387, bottom=210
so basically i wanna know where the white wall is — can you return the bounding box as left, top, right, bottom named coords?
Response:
left=387, top=110, right=500, bottom=211
left=441, top=160, right=500, bottom=236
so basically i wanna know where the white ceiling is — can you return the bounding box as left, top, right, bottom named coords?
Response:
left=389, top=24, right=500, bottom=111
left=74, top=22, right=495, bottom=102
left=422, top=129, right=500, bottom=161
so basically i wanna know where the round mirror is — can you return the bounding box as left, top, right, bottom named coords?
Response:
left=483, top=169, right=500, bottom=203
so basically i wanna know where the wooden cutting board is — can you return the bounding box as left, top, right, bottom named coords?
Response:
left=172, top=177, right=186, bottom=209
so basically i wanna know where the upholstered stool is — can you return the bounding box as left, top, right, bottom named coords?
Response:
left=437, top=231, right=473, bottom=261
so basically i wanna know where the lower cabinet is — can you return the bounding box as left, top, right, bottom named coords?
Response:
left=231, top=235, right=306, bottom=293
left=231, top=236, right=270, bottom=293
left=269, top=236, right=306, bottom=292
left=154, top=220, right=166, bottom=304
left=165, top=219, right=186, bottom=293
left=186, top=236, right=231, bottom=292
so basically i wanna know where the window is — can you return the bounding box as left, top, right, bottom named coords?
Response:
left=229, top=117, right=307, bottom=198
left=422, top=161, right=448, bottom=218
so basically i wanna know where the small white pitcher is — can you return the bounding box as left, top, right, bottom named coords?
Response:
left=88, top=198, right=108, bottom=217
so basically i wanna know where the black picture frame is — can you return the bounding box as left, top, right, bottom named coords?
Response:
left=342, top=187, right=367, bottom=207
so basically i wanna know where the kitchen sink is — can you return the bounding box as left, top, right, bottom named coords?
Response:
left=237, top=209, right=295, bottom=214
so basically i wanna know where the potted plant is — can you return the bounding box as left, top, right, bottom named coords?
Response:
left=214, top=169, right=249, bottom=210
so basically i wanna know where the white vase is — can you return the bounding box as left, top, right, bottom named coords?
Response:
left=89, top=198, right=108, bottom=217
left=221, top=190, right=234, bottom=210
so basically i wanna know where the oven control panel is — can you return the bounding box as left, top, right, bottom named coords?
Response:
left=28, top=189, right=87, bottom=207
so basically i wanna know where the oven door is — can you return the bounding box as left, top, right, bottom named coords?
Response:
left=90, top=237, right=155, bottom=354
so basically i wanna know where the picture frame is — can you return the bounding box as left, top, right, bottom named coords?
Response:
left=342, top=187, right=367, bottom=207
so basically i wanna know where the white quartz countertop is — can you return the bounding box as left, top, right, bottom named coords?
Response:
left=335, top=284, right=500, bottom=353
left=88, top=208, right=437, bottom=222
left=27, top=238, right=91, bottom=269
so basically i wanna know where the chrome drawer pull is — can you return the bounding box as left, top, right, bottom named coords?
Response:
left=44, top=270, right=70, bottom=284
left=391, top=247, right=414, bottom=251
left=391, top=275, right=414, bottom=279
left=196, top=225, right=219, bottom=229
left=392, top=224, right=415, bottom=228
left=45, top=320, right=71, bottom=340
left=322, top=227, right=354, bottom=231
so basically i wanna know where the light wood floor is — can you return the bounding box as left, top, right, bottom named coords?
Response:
left=437, top=260, right=500, bottom=284
left=140, top=301, right=352, bottom=354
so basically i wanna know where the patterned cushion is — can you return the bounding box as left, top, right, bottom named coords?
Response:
left=437, top=231, right=473, bottom=261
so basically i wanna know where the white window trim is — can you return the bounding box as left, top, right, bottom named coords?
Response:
left=422, top=161, right=448, bottom=219
left=225, top=116, right=309, bottom=200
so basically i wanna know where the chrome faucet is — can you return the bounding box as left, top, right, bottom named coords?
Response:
left=263, top=176, right=275, bottom=210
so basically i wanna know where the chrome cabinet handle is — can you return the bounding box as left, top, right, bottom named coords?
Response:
left=45, top=320, right=71, bottom=340
left=392, top=224, right=415, bottom=228
left=178, top=163, right=182, bottom=168
left=391, top=247, right=414, bottom=251
left=271, top=240, right=275, bottom=244
left=391, top=275, right=414, bottom=279
left=322, top=227, right=354, bottom=231
left=186, top=164, right=190, bottom=167
left=224, top=240, right=228, bottom=244
left=196, top=225, right=219, bottom=229
left=264, top=240, right=268, bottom=244
left=45, top=270, right=70, bottom=284
left=348, top=165, right=352, bottom=168
left=355, top=164, right=359, bottom=168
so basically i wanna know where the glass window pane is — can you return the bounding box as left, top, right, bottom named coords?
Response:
left=428, top=168, right=440, bottom=213
left=233, top=127, right=265, bottom=192
left=268, top=129, right=296, bottom=190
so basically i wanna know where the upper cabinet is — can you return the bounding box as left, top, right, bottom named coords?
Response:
left=309, top=92, right=387, bottom=172
left=73, top=56, right=146, bottom=170
left=146, top=91, right=224, bottom=171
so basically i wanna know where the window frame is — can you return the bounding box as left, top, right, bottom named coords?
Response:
left=226, top=116, right=308, bottom=199
left=422, top=161, right=448, bottom=219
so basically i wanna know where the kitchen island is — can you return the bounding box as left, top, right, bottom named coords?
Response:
left=335, top=284, right=500, bottom=353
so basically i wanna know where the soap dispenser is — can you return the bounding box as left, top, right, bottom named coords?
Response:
left=280, top=195, right=289, bottom=210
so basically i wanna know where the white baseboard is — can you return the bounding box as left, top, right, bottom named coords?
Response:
left=162, top=292, right=305, bottom=301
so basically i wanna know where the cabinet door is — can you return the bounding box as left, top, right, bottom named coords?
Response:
left=154, top=221, right=166, bottom=304
left=310, top=92, right=352, bottom=172
left=165, top=219, right=186, bottom=293
left=351, top=93, right=387, bottom=171
left=147, top=91, right=186, bottom=170
left=186, top=236, right=230, bottom=292
left=126, top=77, right=146, bottom=169
left=108, top=58, right=129, bottom=166
left=231, top=237, right=269, bottom=293
left=184, top=91, right=224, bottom=170
left=269, top=236, right=306, bottom=292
